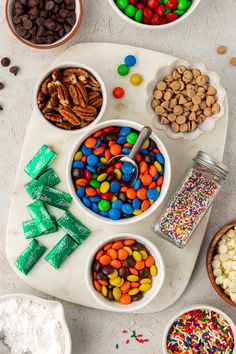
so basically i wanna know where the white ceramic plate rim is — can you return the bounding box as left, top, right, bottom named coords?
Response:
left=85, top=233, right=165, bottom=313
left=33, top=61, right=107, bottom=135
left=162, top=304, right=236, bottom=354
left=0, top=293, right=72, bottom=354
left=146, top=59, right=226, bottom=141
left=66, top=119, right=171, bottom=225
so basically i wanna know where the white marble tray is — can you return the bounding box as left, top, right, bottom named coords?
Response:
left=6, top=43, right=228, bottom=313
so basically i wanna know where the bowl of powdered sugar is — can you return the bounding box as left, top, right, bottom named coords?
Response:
left=0, top=293, right=71, bottom=354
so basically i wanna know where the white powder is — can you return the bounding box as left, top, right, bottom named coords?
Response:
left=0, top=297, right=65, bottom=354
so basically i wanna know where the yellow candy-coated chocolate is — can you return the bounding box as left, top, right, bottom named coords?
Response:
left=111, top=195, right=118, bottom=202
left=74, top=151, right=82, bottom=160
left=100, top=181, right=110, bottom=193
left=157, top=186, right=161, bottom=192
left=113, top=287, right=121, bottom=301
left=133, top=251, right=142, bottom=262
left=130, top=73, right=143, bottom=86
left=142, top=139, right=149, bottom=149
left=140, top=278, right=152, bottom=284
left=97, top=173, right=107, bottom=182
left=154, top=161, right=162, bottom=172
left=150, top=200, right=154, bottom=205
left=150, top=265, right=158, bottom=276
left=124, top=246, right=132, bottom=256
left=110, top=276, right=123, bottom=287
left=102, top=285, right=108, bottom=297
left=139, top=283, right=151, bottom=292
left=108, top=269, right=118, bottom=279
left=100, top=157, right=108, bottom=164
left=127, top=275, right=139, bottom=282
left=140, top=250, right=148, bottom=260
left=128, top=288, right=139, bottom=296
left=133, top=209, right=142, bottom=215
left=114, top=168, right=122, bottom=179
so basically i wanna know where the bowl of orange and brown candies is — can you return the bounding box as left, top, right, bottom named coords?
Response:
left=35, top=63, right=107, bottom=132
left=149, top=60, right=225, bottom=140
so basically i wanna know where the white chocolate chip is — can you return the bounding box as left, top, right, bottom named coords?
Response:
left=212, top=259, right=221, bottom=268
left=219, top=244, right=228, bottom=254
left=215, top=276, right=224, bottom=285
left=213, top=268, right=222, bottom=277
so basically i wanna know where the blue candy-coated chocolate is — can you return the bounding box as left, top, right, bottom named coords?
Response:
left=89, top=196, right=101, bottom=202
left=112, top=200, right=123, bottom=209
left=140, top=149, right=148, bottom=155
left=100, top=211, right=109, bottom=217
left=147, top=188, right=159, bottom=200
left=94, top=138, right=101, bottom=149
left=122, top=148, right=131, bottom=154
left=156, top=153, right=165, bottom=164
left=77, top=187, right=85, bottom=198
left=87, top=154, right=99, bottom=166
left=133, top=197, right=141, bottom=210
left=81, top=145, right=92, bottom=156
left=153, top=173, right=159, bottom=181
left=110, top=181, right=121, bottom=193
left=117, top=136, right=126, bottom=145
left=122, top=203, right=134, bottom=215
left=134, top=179, right=141, bottom=190
left=120, top=127, right=131, bottom=136
left=121, top=162, right=134, bottom=175
left=124, top=55, right=136, bottom=67
left=109, top=208, right=121, bottom=220
left=86, top=165, right=96, bottom=174
left=91, top=203, right=99, bottom=213
left=82, top=197, right=91, bottom=207
left=72, top=161, right=84, bottom=169
left=122, top=173, right=132, bottom=182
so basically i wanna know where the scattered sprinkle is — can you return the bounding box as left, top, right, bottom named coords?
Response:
left=115, top=343, right=119, bottom=349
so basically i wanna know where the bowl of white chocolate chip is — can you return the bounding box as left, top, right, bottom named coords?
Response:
left=147, top=59, right=226, bottom=141
left=207, top=220, right=236, bottom=307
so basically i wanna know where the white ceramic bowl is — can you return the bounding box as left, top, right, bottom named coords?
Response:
left=163, top=304, right=236, bottom=354
left=0, top=293, right=72, bottom=354
left=108, top=0, right=201, bottom=30
left=67, top=119, right=171, bottom=225
left=147, top=59, right=226, bottom=141
left=85, top=233, right=165, bottom=313
left=5, top=0, right=83, bottom=49
left=35, top=61, right=107, bottom=134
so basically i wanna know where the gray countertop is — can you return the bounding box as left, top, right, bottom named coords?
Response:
left=1, top=0, right=236, bottom=353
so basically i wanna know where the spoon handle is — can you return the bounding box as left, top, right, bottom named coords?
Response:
left=128, top=126, right=152, bottom=161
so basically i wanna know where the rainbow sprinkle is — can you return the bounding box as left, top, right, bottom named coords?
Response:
left=166, top=309, right=235, bottom=353
left=158, top=169, right=219, bottom=248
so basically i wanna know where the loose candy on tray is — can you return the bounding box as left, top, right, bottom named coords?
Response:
left=22, top=218, right=57, bottom=239
left=27, top=201, right=55, bottom=234
left=25, top=179, right=42, bottom=200
left=15, top=239, right=47, bottom=275
left=24, top=145, right=57, bottom=179
left=36, top=185, right=72, bottom=210
left=58, top=211, right=91, bottom=244
left=71, top=125, right=165, bottom=220
left=37, top=168, right=61, bottom=187
left=166, top=308, right=235, bottom=353
left=45, top=235, right=79, bottom=269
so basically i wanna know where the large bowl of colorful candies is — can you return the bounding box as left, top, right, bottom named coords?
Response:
left=85, top=233, right=165, bottom=312
left=67, top=119, right=171, bottom=224
left=163, top=305, right=236, bottom=354
left=108, top=0, right=201, bottom=28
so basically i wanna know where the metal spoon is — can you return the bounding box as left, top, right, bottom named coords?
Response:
left=107, top=126, right=152, bottom=187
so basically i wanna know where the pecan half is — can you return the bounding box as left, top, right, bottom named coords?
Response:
left=64, top=68, right=89, bottom=78
left=62, top=74, right=77, bottom=85
left=56, top=122, right=73, bottom=130
left=75, top=81, right=88, bottom=107
left=58, top=106, right=81, bottom=126
left=68, top=84, right=80, bottom=105
left=41, top=76, right=52, bottom=95
left=47, top=82, right=58, bottom=96
left=45, top=113, right=63, bottom=123
left=42, top=101, right=54, bottom=114
left=89, top=96, right=103, bottom=108
left=73, top=105, right=97, bottom=121
left=52, top=69, right=62, bottom=81
left=37, top=90, right=46, bottom=104
left=88, top=74, right=101, bottom=88
left=57, top=83, right=70, bottom=107
left=84, top=84, right=101, bottom=92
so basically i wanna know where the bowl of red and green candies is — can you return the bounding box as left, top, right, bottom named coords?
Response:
left=163, top=305, right=236, bottom=353
left=85, top=233, right=165, bottom=312
left=108, top=0, right=201, bottom=28
left=67, top=119, right=171, bottom=224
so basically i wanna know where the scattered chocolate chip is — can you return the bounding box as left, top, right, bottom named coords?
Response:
left=10, top=66, right=19, bottom=75
left=0, top=105, right=3, bottom=111
left=0, top=82, right=5, bottom=90
left=1, top=57, right=11, bottom=67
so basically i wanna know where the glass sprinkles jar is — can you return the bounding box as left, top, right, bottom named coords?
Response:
left=153, top=151, right=229, bottom=248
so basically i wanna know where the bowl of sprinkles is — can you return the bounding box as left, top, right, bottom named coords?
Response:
left=67, top=119, right=171, bottom=224
left=163, top=305, right=236, bottom=354
left=108, top=0, right=201, bottom=29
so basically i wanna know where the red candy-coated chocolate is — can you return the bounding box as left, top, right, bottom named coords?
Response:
left=151, top=13, right=160, bottom=25
left=143, top=7, right=153, bottom=20
left=166, top=12, right=179, bottom=21
left=156, top=4, right=165, bottom=16
left=147, top=0, right=159, bottom=9
left=166, top=0, right=178, bottom=10
left=113, top=87, right=125, bottom=99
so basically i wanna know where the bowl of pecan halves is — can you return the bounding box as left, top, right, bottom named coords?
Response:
left=36, top=63, right=107, bottom=132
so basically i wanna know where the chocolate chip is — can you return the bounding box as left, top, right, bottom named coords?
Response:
left=15, top=1, right=23, bottom=9
left=37, top=25, right=46, bottom=36
left=28, top=0, right=40, bottom=6
left=55, top=0, right=63, bottom=3
left=59, top=8, right=69, bottom=18
left=45, top=1, right=55, bottom=10
left=10, top=66, right=19, bottom=75
left=46, top=35, right=54, bottom=43
left=30, top=6, right=40, bottom=16
left=66, top=3, right=75, bottom=10
left=13, top=15, right=22, bottom=25
left=36, top=17, right=45, bottom=26
left=16, top=25, right=27, bottom=36
left=23, top=19, right=33, bottom=30
left=20, top=0, right=28, bottom=4
left=44, top=19, right=56, bottom=30
left=14, top=8, right=25, bottom=15
left=118, top=267, right=130, bottom=278
left=1, top=57, right=11, bottom=67
left=65, top=0, right=74, bottom=4
left=40, top=9, right=48, bottom=18
left=0, top=82, right=5, bottom=90
left=102, top=266, right=114, bottom=275
left=30, top=26, right=38, bottom=35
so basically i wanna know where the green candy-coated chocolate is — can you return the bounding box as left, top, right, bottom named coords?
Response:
left=165, top=8, right=171, bottom=15
left=116, top=0, right=128, bottom=10
left=163, top=0, right=168, bottom=4
left=135, top=9, right=143, bottom=22
left=90, top=179, right=100, bottom=188
left=15, top=239, right=47, bottom=275
left=177, top=0, right=192, bottom=10
left=98, top=200, right=111, bottom=212
left=124, top=4, right=136, bottom=18
left=117, top=64, right=129, bottom=76
left=126, top=132, right=138, bottom=145
left=92, top=173, right=99, bottom=180
left=45, top=235, right=79, bottom=269
left=175, top=9, right=185, bottom=15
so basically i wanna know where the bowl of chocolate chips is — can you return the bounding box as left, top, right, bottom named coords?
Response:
left=5, top=0, right=82, bottom=49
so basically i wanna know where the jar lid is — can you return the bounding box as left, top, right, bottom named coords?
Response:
left=193, top=151, right=229, bottom=180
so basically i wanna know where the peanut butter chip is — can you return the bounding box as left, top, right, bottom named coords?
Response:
left=206, top=95, right=215, bottom=107
left=212, top=102, right=221, bottom=114
left=164, top=91, right=172, bottom=101
left=171, top=122, right=180, bottom=133
left=168, top=113, right=176, bottom=122
left=160, top=117, right=169, bottom=125
left=186, top=89, right=195, bottom=98
left=170, top=81, right=181, bottom=91
left=173, top=105, right=183, bottom=115
left=196, top=75, right=207, bottom=86
left=207, top=86, right=217, bottom=95
left=177, top=66, right=187, bottom=74
left=157, top=81, right=167, bottom=91
left=155, top=106, right=165, bottom=115
left=154, top=90, right=163, bottom=99
left=176, top=115, right=186, bottom=125
left=230, top=57, right=236, bottom=66
left=179, top=123, right=188, bottom=132
left=192, top=69, right=201, bottom=78
left=217, top=45, right=227, bottom=55
left=161, top=100, right=169, bottom=109
left=204, top=107, right=213, bottom=117
left=151, top=99, right=160, bottom=109
left=183, top=70, right=193, bottom=81
left=189, top=112, right=196, bottom=121
left=192, top=95, right=201, bottom=105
